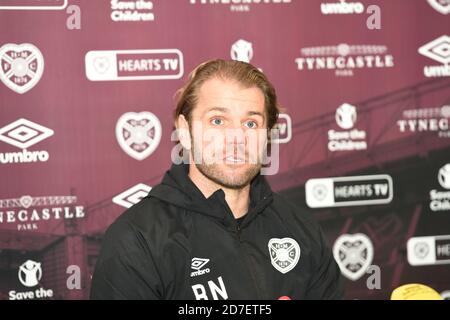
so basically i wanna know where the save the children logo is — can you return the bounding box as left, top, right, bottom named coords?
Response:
left=18, top=260, right=42, bottom=287
left=9, top=260, right=54, bottom=300
left=328, top=103, right=367, bottom=152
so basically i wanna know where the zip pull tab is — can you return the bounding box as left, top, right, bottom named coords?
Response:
left=235, top=223, right=241, bottom=241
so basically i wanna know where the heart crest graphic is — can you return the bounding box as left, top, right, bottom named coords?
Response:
left=115, top=112, right=162, bottom=161
left=268, top=237, right=301, bottom=274
left=333, top=233, right=374, bottom=281
left=0, top=43, right=44, bottom=94
left=427, top=0, right=450, bottom=14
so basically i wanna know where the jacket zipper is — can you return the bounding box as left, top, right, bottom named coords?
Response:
left=223, top=202, right=266, bottom=300
left=236, top=223, right=241, bottom=241
left=237, top=196, right=272, bottom=300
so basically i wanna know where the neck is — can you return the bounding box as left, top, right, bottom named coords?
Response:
left=188, top=163, right=250, bottom=219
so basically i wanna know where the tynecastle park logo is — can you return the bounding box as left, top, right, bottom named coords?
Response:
left=295, top=43, right=395, bottom=77
left=0, top=194, right=85, bottom=231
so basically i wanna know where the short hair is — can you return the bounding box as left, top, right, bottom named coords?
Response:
left=174, top=59, right=280, bottom=130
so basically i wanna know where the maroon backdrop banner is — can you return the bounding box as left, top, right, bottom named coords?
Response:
left=1, top=0, right=449, bottom=300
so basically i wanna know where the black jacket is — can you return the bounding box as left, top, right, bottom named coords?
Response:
left=90, top=164, right=343, bottom=300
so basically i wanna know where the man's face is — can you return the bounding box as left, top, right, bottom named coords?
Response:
left=188, top=77, right=268, bottom=189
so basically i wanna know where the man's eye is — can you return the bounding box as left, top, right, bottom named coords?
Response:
left=244, top=120, right=257, bottom=129
left=211, top=118, right=223, bottom=126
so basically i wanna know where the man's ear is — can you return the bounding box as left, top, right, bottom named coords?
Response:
left=176, top=114, right=191, bottom=150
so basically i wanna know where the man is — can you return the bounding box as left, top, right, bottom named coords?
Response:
left=90, top=59, right=343, bottom=300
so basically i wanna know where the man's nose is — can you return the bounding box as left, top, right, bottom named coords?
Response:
left=226, top=127, right=246, bottom=146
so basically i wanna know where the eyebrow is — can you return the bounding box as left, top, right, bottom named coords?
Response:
left=205, top=107, right=265, bottom=119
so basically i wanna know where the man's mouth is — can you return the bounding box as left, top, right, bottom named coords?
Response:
left=224, top=155, right=245, bottom=163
